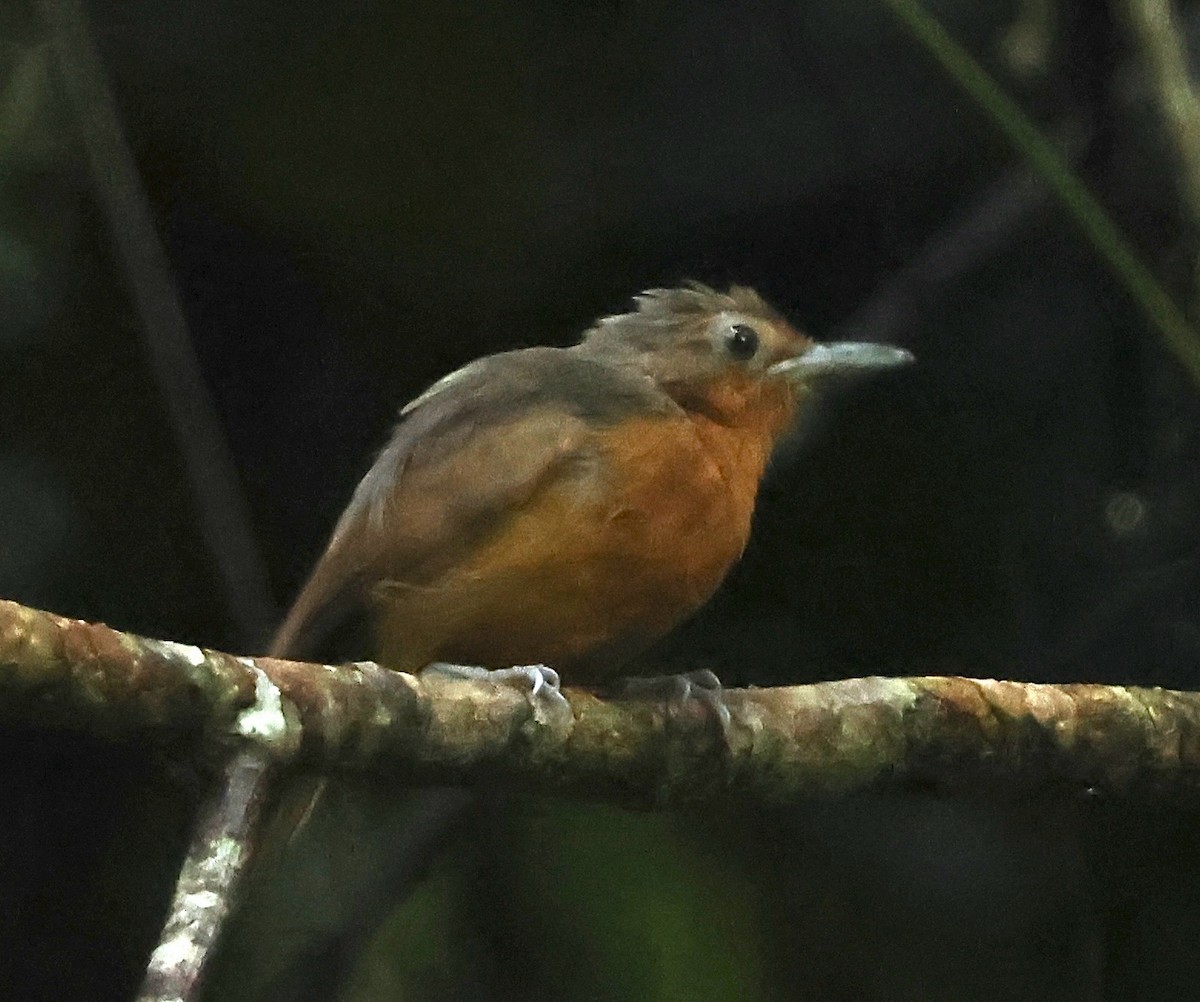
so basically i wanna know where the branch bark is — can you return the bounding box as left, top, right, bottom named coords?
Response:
left=4, top=597, right=1200, bottom=808
left=136, top=747, right=273, bottom=1002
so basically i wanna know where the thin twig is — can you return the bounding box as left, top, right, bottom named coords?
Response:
left=35, top=0, right=276, bottom=644
left=834, top=165, right=1051, bottom=343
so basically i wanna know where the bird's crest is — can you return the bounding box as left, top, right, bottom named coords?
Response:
left=583, top=282, right=782, bottom=349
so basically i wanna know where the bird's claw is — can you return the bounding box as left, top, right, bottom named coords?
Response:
left=525, top=665, right=561, bottom=698
left=423, top=662, right=573, bottom=730
left=621, top=669, right=732, bottom=735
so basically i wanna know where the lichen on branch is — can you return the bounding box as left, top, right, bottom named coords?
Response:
left=2, top=598, right=1200, bottom=808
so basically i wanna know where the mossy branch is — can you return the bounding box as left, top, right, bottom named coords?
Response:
left=4, top=597, right=1200, bottom=808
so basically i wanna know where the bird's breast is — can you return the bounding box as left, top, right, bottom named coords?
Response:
left=372, top=414, right=766, bottom=680
left=590, top=414, right=758, bottom=601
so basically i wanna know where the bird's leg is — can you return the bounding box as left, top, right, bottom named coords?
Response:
left=422, top=662, right=574, bottom=729
left=620, top=668, right=732, bottom=735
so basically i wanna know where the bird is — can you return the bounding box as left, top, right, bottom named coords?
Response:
left=236, top=284, right=911, bottom=1000
left=270, top=282, right=912, bottom=690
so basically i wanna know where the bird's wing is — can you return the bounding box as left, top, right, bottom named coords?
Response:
left=270, top=346, right=676, bottom=661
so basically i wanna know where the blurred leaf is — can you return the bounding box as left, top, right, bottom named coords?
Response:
left=502, top=802, right=773, bottom=1002
left=0, top=40, right=70, bottom=168
left=340, top=860, right=472, bottom=1002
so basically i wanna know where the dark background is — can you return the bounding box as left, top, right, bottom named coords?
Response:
left=3, top=0, right=1200, bottom=998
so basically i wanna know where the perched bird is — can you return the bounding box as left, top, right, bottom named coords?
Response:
left=271, top=282, right=911, bottom=685
left=231, top=284, right=911, bottom=1002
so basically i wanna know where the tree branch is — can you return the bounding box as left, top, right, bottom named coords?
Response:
left=136, top=747, right=273, bottom=1002
left=3, top=596, right=1200, bottom=808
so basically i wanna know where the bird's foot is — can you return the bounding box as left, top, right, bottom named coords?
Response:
left=621, top=668, right=732, bottom=735
left=423, top=662, right=574, bottom=730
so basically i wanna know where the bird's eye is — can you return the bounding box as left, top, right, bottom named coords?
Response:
left=724, top=324, right=759, bottom=360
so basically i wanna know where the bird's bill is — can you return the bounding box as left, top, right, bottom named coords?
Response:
left=768, top=341, right=914, bottom=379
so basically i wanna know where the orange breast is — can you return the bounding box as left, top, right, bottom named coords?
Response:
left=372, top=414, right=769, bottom=682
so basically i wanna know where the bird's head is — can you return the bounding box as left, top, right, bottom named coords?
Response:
left=580, top=282, right=912, bottom=434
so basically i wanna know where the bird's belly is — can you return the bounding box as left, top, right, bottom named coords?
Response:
left=373, top=419, right=753, bottom=681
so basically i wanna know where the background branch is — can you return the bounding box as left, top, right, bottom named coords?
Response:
left=1119, top=0, right=1200, bottom=310
left=35, top=0, right=276, bottom=644
left=29, top=8, right=281, bottom=994
left=1120, top=0, right=1200, bottom=230
left=881, top=0, right=1200, bottom=385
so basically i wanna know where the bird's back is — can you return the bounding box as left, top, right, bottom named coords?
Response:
left=270, top=345, right=687, bottom=670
